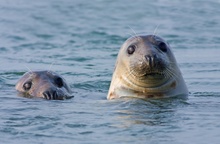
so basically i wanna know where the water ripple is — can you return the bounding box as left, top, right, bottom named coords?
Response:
left=1, top=0, right=220, bottom=143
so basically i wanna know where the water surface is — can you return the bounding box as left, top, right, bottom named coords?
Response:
left=1, top=0, right=220, bottom=143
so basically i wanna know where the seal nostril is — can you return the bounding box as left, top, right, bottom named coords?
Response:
left=43, top=92, right=49, bottom=100
left=145, top=55, right=153, bottom=68
left=43, top=91, right=60, bottom=100
left=52, top=91, right=58, bottom=100
left=43, top=91, right=52, bottom=100
left=145, top=55, right=150, bottom=61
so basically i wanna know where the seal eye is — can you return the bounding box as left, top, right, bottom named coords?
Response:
left=127, top=45, right=136, bottom=55
left=158, top=42, right=167, bottom=52
left=55, top=77, right=63, bottom=88
left=23, top=82, right=32, bottom=91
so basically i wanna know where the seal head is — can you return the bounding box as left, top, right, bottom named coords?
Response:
left=16, top=71, right=73, bottom=100
left=107, top=35, right=188, bottom=100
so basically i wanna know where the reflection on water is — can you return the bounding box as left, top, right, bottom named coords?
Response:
left=112, top=98, right=186, bottom=127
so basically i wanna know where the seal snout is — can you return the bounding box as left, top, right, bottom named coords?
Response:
left=145, top=54, right=157, bottom=69
left=43, top=90, right=58, bottom=100
left=43, top=89, right=73, bottom=100
left=144, top=54, right=164, bottom=70
left=143, top=53, right=166, bottom=75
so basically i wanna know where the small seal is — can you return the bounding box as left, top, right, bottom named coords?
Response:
left=107, top=34, right=188, bottom=100
left=15, top=71, right=73, bottom=100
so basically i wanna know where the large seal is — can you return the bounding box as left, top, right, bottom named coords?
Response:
left=107, top=34, right=188, bottom=100
left=15, top=71, right=73, bottom=100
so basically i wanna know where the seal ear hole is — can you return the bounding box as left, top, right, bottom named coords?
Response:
left=158, top=42, right=167, bottom=52
left=55, top=77, right=63, bottom=88
left=23, top=81, right=32, bottom=91
left=127, top=45, right=136, bottom=55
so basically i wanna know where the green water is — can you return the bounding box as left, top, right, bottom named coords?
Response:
left=1, top=0, right=220, bottom=143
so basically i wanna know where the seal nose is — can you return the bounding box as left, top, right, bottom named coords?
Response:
left=42, top=90, right=74, bottom=100
left=43, top=90, right=58, bottom=100
left=145, top=54, right=157, bottom=68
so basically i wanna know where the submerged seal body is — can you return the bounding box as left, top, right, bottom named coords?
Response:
left=16, top=71, right=73, bottom=100
left=107, top=34, right=188, bottom=100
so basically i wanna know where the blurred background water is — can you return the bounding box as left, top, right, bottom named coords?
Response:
left=0, top=0, right=220, bottom=143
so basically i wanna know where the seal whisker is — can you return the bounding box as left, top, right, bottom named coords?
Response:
left=128, top=25, right=137, bottom=37
left=165, top=67, right=178, bottom=80
left=111, top=66, right=136, bottom=92
left=48, top=61, right=56, bottom=73
left=24, top=66, right=37, bottom=87
left=163, top=69, right=170, bottom=79
left=24, top=65, right=33, bottom=73
left=127, top=33, right=136, bottom=38
left=152, top=24, right=160, bottom=37
left=24, top=65, right=34, bottom=77
left=128, top=25, right=141, bottom=42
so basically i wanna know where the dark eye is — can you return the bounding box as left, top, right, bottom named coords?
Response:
left=23, top=82, right=32, bottom=91
left=158, top=42, right=167, bottom=52
left=127, top=45, right=136, bottom=55
left=55, top=77, right=63, bottom=88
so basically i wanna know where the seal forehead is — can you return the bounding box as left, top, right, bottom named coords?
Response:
left=140, top=34, right=164, bottom=40
left=125, top=35, right=165, bottom=47
left=16, top=71, right=54, bottom=88
left=19, top=72, right=36, bottom=83
left=45, top=70, right=57, bottom=76
left=25, top=71, right=58, bottom=79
